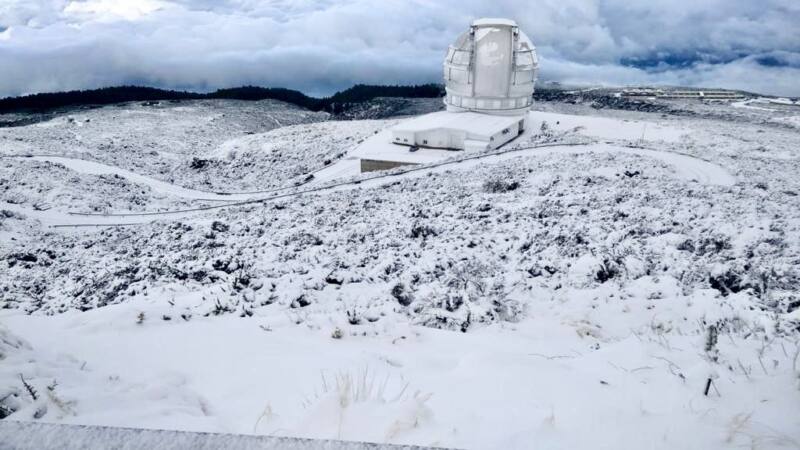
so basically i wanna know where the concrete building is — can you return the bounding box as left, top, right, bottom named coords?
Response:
left=391, top=111, right=526, bottom=152
left=621, top=88, right=745, bottom=101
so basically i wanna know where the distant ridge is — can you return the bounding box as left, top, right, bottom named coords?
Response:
left=0, top=84, right=445, bottom=114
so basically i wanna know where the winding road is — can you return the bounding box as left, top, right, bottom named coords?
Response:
left=6, top=142, right=736, bottom=229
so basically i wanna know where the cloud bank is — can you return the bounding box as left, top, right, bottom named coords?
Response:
left=1, top=0, right=799, bottom=98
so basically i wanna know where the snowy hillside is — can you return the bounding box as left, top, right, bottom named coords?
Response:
left=1, top=96, right=799, bottom=449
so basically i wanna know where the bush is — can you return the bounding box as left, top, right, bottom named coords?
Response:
left=409, top=224, right=437, bottom=239
left=391, top=283, right=413, bottom=306
left=483, top=180, right=520, bottom=193
left=211, top=221, right=229, bottom=233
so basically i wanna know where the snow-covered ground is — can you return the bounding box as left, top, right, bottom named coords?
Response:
left=1, top=98, right=799, bottom=449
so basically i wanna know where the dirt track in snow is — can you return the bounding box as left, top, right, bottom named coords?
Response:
left=8, top=142, right=735, bottom=228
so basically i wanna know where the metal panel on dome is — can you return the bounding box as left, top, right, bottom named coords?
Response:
left=473, top=26, right=512, bottom=98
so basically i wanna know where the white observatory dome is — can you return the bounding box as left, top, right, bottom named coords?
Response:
left=443, top=18, right=538, bottom=115
left=383, top=18, right=537, bottom=156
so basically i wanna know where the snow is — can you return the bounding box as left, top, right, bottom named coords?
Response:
left=27, top=156, right=251, bottom=201
left=732, top=99, right=775, bottom=111
left=528, top=110, right=687, bottom=142
left=0, top=421, right=416, bottom=449
left=773, top=116, right=800, bottom=128
left=346, top=130, right=456, bottom=166
left=318, top=139, right=732, bottom=188
left=4, top=141, right=733, bottom=228
left=316, top=110, right=691, bottom=182
left=392, top=112, right=523, bottom=137
left=2, top=296, right=798, bottom=448
left=0, top=99, right=330, bottom=195
left=768, top=98, right=799, bottom=106
left=1, top=97, right=799, bottom=449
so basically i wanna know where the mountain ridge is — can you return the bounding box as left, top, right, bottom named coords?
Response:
left=0, top=84, right=446, bottom=114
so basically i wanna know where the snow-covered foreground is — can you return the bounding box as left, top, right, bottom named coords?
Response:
left=1, top=98, right=799, bottom=449
left=3, top=296, right=798, bottom=449
left=0, top=421, right=416, bottom=450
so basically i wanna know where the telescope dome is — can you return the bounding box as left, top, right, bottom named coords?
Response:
left=443, top=18, right=538, bottom=115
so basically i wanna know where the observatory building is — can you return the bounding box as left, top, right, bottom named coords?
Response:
left=315, top=18, right=539, bottom=177
left=442, top=18, right=538, bottom=116
left=391, top=18, right=538, bottom=152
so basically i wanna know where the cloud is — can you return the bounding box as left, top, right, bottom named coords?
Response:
left=63, top=0, right=168, bottom=22
left=0, top=0, right=799, bottom=98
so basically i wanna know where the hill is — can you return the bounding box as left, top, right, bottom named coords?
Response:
left=0, top=84, right=445, bottom=114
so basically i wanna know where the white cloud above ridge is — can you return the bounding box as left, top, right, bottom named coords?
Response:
left=0, top=0, right=799, bottom=98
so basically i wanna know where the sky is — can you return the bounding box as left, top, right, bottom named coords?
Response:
left=1, top=0, right=799, bottom=98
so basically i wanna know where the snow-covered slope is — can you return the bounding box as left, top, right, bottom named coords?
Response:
left=1, top=98, right=798, bottom=449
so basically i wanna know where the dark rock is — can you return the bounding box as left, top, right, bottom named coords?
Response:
left=325, top=274, right=343, bottom=285
left=290, top=295, right=311, bottom=308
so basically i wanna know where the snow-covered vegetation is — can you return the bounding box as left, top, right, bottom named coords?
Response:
left=1, top=96, right=799, bottom=448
